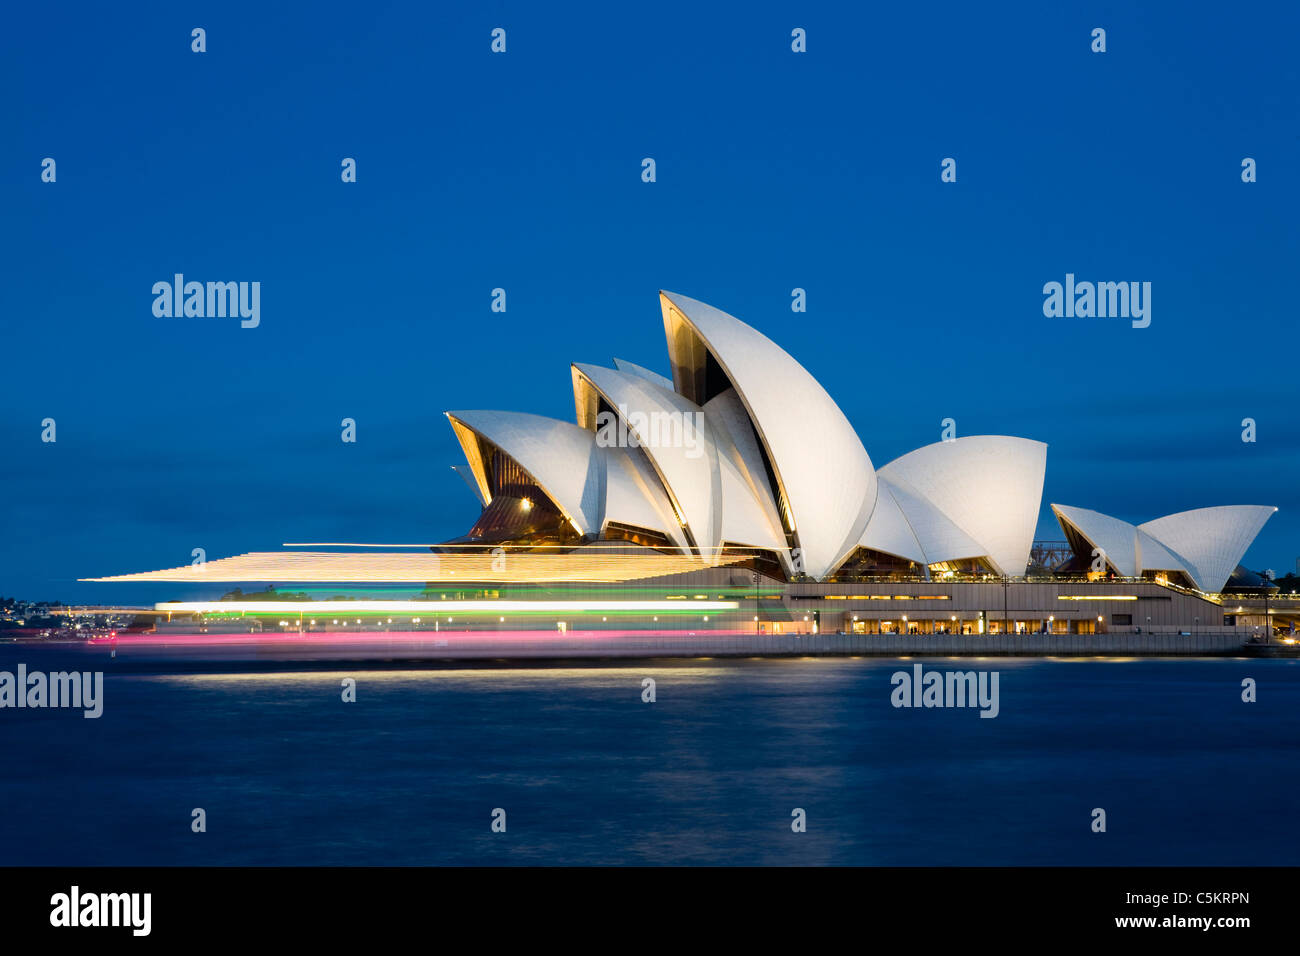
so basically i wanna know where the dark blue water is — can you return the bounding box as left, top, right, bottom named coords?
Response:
left=1, top=654, right=1297, bottom=865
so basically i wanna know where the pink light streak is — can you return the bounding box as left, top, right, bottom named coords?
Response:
left=90, top=628, right=756, bottom=648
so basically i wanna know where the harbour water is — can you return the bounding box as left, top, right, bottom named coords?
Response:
left=1, top=654, right=1297, bottom=865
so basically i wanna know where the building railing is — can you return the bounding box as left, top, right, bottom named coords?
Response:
left=827, top=571, right=1216, bottom=594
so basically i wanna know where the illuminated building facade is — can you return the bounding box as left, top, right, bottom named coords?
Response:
left=87, top=292, right=1280, bottom=647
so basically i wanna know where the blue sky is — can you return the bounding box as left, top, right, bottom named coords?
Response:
left=2, top=1, right=1297, bottom=602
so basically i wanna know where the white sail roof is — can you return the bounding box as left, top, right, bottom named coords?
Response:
left=571, top=363, right=723, bottom=560
left=602, top=445, right=692, bottom=552
left=612, top=358, right=674, bottom=391
left=1135, top=530, right=1193, bottom=580
left=1051, top=502, right=1274, bottom=592
left=857, top=481, right=927, bottom=564
left=446, top=410, right=606, bottom=536
left=442, top=294, right=1274, bottom=589
left=660, top=291, right=876, bottom=579
left=1138, top=506, right=1277, bottom=593
left=703, top=392, right=789, bottom=556
left=878, top=436, right=1047, bottom=576
left=1051, top=504, right=1139, bottom=576
left=877, top=475, right=986, bottom=566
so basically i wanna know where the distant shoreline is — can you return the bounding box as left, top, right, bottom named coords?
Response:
left=3, top=630, right=1288, bottom=665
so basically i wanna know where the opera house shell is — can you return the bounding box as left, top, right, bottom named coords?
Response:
left=445, top=291, right=1275, bottom=592
left=1051, top=504, right=1277, bottom=594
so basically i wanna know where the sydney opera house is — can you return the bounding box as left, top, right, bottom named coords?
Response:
left=91, top=292, right=1279, bottom=646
